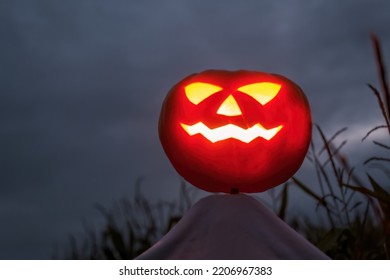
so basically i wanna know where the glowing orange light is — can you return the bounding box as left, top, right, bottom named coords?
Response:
left=217, top=95, right=242, bottom=116
left=159, top=69, right=312, bottom=193
left=181, top=122, right=283, bottom=143
left=185, top=82, right=222, bottom=105
left=238, top=82, right=281, bottom=105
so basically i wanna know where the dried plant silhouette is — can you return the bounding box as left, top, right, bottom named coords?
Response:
left=288, top=34, right=390, bottom=259
left=56, top=178, right=195, bottom=259
left=58, top=34, right=390, bottom=260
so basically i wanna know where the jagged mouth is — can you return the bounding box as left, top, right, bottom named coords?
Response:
left=180, top=122, right=283, bottom=143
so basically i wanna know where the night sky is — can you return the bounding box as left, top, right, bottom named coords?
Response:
left=1, top=0, right=390, bottom=259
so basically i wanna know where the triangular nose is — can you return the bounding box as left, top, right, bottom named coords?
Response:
left=217, top=95, right=242, bottom=116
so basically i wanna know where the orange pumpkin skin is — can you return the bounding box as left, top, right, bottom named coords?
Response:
left=159, top=70, right=311, bottom=193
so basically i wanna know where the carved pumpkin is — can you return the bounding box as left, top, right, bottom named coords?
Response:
left=159, top=70, right=311, bottom=193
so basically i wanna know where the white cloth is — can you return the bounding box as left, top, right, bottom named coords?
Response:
left=136, top=194, right=330, bottom=259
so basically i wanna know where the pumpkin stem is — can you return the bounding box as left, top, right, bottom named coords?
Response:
left=230, top=188, right=239, bottom=194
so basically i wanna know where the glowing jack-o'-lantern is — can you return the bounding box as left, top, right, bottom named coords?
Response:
left=159, top=70, right=311, bottom=193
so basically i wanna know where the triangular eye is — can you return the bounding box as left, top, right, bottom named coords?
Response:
left=185, top=82, right=222, bottom=105
left=237, top=82, right=281, bottom=105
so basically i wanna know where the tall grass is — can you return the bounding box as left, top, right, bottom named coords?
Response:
left=57, top=178, right=194, bottom=259
left=286, top=34, right=390, bottom=259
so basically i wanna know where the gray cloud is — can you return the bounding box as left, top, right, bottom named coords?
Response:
left=1, top=0, right=390, bottom=259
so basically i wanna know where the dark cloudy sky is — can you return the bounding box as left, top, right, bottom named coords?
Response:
left=1, top=0, right=390, bottom=259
